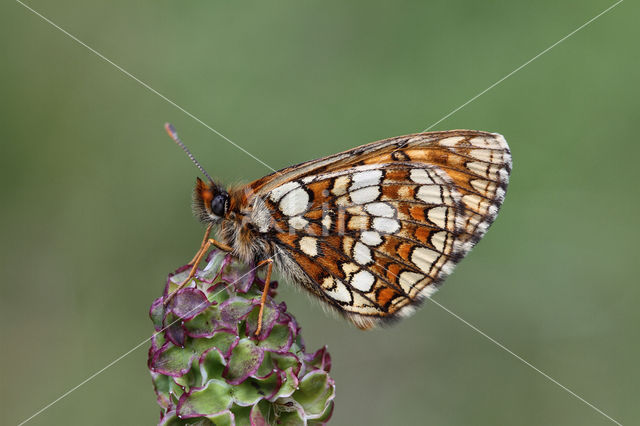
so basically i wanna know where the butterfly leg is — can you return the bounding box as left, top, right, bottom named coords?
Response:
left=255, top=258, right=274, bottom=336
left=164, top=233, right=233, bottom=306
left=188, top=224, right=212, bottom=265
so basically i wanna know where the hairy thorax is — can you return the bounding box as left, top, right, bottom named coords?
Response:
left=217, top=188, right=275, bottom=264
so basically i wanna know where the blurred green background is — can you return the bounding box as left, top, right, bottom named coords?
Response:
left=1, top=0, right=638, bottom=424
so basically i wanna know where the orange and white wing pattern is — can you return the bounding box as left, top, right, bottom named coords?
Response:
left=249, top=130, right=511, bottom=329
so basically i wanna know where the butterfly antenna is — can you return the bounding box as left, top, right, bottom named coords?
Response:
left=164, top=123, right=214, bottom=182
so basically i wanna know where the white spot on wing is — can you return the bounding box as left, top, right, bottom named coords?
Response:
left=360, top=231, right=382, bottom=246
left=350, top=186, right=380, bottom=204
left=466, top=161, right=490, bottom=178
left=439, top=136, right=464, bottom=147
left=326, top=279, right=352, bottom=303
left=470, top=179, right=490, bottom=194
left=416, top=185, right=444, bottom=204
left=270, top=181, right=300, bottom=202
left=462, top=194, right=486, bottom=214
left=372, top=217, right=400, bottom=234
left=350, top=170, right=383, bottom=190
left=411, top=247, right=439, bottom=274
left=350, top=293, right=379, bottom=314
left=409, top=169, right=434, bottom=184
left=431, top=230, right=447, bottom=252
left=365, top=202, right=395, bottom=218
left=332, top=175, right=350, bottom=196
left=299, top=236, right=318, bottom=256
left=353, top=242, right=373, bottom=265
left=427, top=206, right=449, bottom=229
left=469, top=136, right=491, bottom=147
left=468, top=149, right=494, bottom=162
left=289, top=216, right=308, bottom=230
left=351, top=270, right=375, bottom=292
left=279, top=187, right=309, bottom=216
left=322, top=213, right=332, bottom=230
left=398, top=271, right=424, bottom=293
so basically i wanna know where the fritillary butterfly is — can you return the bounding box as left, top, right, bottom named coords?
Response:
left=166, top=126, right=512, bottom=332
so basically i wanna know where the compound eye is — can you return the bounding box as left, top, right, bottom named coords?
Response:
left=210, top=193, right=228, bottom=217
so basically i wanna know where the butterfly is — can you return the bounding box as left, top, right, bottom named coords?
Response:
left=164, top=124, right=512, bottom=334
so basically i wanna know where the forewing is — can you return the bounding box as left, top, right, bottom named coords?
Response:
left=250, top=130, right=511, bottom=328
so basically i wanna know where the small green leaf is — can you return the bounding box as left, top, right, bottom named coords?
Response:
left=258, top=324, right=292, bottom=352
left=309, top=401, right=334, bottom=424
left=151, top=372, right=172, bottom=409
left=178, top=379, right=232, bottom=417
left=272, top=352, right=301, bottom=374
left=183, top=306, right=220, bottom=337
left=231, top=372, right=280, bottom=406
left=150, top=298, right=164, bottom=330
left=153, top=345, right=197, bottom=377
left=206, top=283, right=231, bottom=305
left=199, top=251, right=229, bottom=282
left=169, top=379, right=184, bottom=401
left=199, top=348, right=225, bottom=384
left=220, top=297, right=256, bottom=325
left=174, top=357, right=203, bottom=388
left=271, top=368, right=299, bottom=400
left=208, top=331, right=237, bottom=356
left=225, top=338, right=264, bottom=384
left=256, top=351, right=274, bottom=378
left=292, top=371, right=335, bottom=418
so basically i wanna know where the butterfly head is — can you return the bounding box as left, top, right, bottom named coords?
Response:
left=194, top=177, right=230, bottom=223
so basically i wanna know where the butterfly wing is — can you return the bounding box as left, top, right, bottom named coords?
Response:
left=248, top=130, right=511, bottom=328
